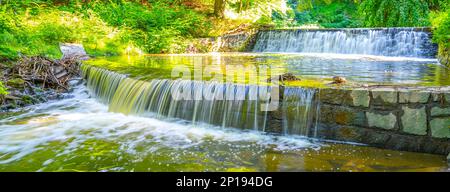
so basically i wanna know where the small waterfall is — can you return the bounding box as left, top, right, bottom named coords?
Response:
left=253, top=28, right=437, bottom=58
left=282, top=87, right=320, bottom=137
left=81, top=65, right=272, bottom=131
left=82, top=65, right=322, bottom=136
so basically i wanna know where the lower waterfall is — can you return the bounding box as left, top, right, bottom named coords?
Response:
left=81, top=65, right=320, bottom=136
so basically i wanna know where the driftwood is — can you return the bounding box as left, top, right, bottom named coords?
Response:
left=10, top=56, right=81, bottom=92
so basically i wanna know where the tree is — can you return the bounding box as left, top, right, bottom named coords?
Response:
left=214, top=0, right=226, bottom=18
left=359, top=0, right=430, bottom=27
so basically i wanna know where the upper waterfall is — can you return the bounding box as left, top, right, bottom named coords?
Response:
left=252, top=28, right=437, bottom=58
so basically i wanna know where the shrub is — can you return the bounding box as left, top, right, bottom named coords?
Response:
left=0, top=2, right=130, bottom=59
left=430, top=8, right=450, bottom=48
left=89, top=1, right=211, bottom=53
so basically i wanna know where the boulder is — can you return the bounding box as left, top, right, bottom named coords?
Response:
left=332, top=76, right=347, bottom=84
left=59, top=43, right=89, bottom=60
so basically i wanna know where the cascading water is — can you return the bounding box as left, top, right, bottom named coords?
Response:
left=79, top=28, right=439, bottom=138
left=253, top=28, right=437, bottom=58
left=81, top=65, right=273, bottom=131
left=282, top=87, right=320, bottom=137
left=81, top=65, right=323, bottom=137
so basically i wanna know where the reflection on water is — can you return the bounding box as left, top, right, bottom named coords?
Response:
left=0, top=86, right=447, bottom=172
left=84, top=53, right=450, bottom=86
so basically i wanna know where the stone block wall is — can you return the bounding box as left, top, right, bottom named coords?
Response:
left=189, top=32, right=257, bottom=53
left=302, top=86, right=450, bottom=154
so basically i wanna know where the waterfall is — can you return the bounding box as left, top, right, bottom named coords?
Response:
left=253, top=28, right=437, bottom=58
left=81, top=65, right=272, bottom=131
left=81, top=65, right=321, bottom=136
left=282, top=87, right=320, bottom=137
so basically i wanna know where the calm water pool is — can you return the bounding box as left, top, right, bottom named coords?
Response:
left=0, top=86, right=448, bottom=172
left=85, top=53, right=450, bottom=86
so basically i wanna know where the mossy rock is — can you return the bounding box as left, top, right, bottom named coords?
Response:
left=7, top=78, right=26, bottom=88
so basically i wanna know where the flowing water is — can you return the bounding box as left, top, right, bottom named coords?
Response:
left=0, top=86, right=447, bottom=171
left=1, top=28, right=449, bottom=172
left=84, top=53, right=449, bottom=86
left=253, top=28, right=436, bottom=58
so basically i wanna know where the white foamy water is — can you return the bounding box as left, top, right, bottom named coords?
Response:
left=0, top=85, right=317, bottom=164
left=253, top=28, right=437, bottom=58
left=262, top=52, right=438, bottom=62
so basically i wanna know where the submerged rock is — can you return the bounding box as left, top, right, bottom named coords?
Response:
left=267, top=73, right=301, bottom=83
left=332, top=76, right=347, bottom=84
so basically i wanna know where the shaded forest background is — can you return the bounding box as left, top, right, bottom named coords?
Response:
left=0, top=0, right=448, bottom=59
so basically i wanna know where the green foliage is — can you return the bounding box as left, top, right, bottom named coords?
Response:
left=359, top=0, right=430, bottom=27
left=0, top=0, right=212, bottom=58
left=67, top=1, right=212, bottom=53
left=0, top=2, right=126, bottom=59
left=0, top=0, right=446, bottom=58
left=0, top=81, right=8, bottom=95
left=430, top=5, right=449, bottom=50
left=284, top=0, right=362, bottom=28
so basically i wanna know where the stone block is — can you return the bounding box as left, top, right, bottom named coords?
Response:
left=350, top=88, right=370, bottom=107
left=320, top=105, right=366, bottom=127
left=430, top=118, right=450, bottom=138
left=401, top=106, right=427, bottom=135
left=445, top=93, right=450, bottom=103
left=319, top=88, right=350, bottom=105
left=398, top=91, right=429, bottom=103
left=366, top=111, right=396, bottom=130
left=431, top=106, right=450, bottom=116
left=371, top=88, right=397, bottom=105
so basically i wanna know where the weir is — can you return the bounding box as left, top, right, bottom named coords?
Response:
left=80, top=27, right=450, bottom=155
left=81, top=65, right=320, bottom=136
left=252, top=28, right=437, bottom=58
left=81, top=64, right=450, bottom=154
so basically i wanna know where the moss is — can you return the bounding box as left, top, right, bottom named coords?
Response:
left=7, top=78, right=25, bottom=88
left=21, top=95, right=35, bottom=105
left=285, top=79, right=329, bottom=89
left=0, top=81, right=8, bottom=95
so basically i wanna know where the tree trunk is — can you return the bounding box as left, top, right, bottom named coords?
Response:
left=214, top=0, right=226, bottom=18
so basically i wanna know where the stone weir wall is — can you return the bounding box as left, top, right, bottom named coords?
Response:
left=189, top=27, right=438, bottom=56
left=189, top=32, right=257, bottom=53
left=80, top=65, right=450, bottom=155
left=269, top=86, right=450, bottom=155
